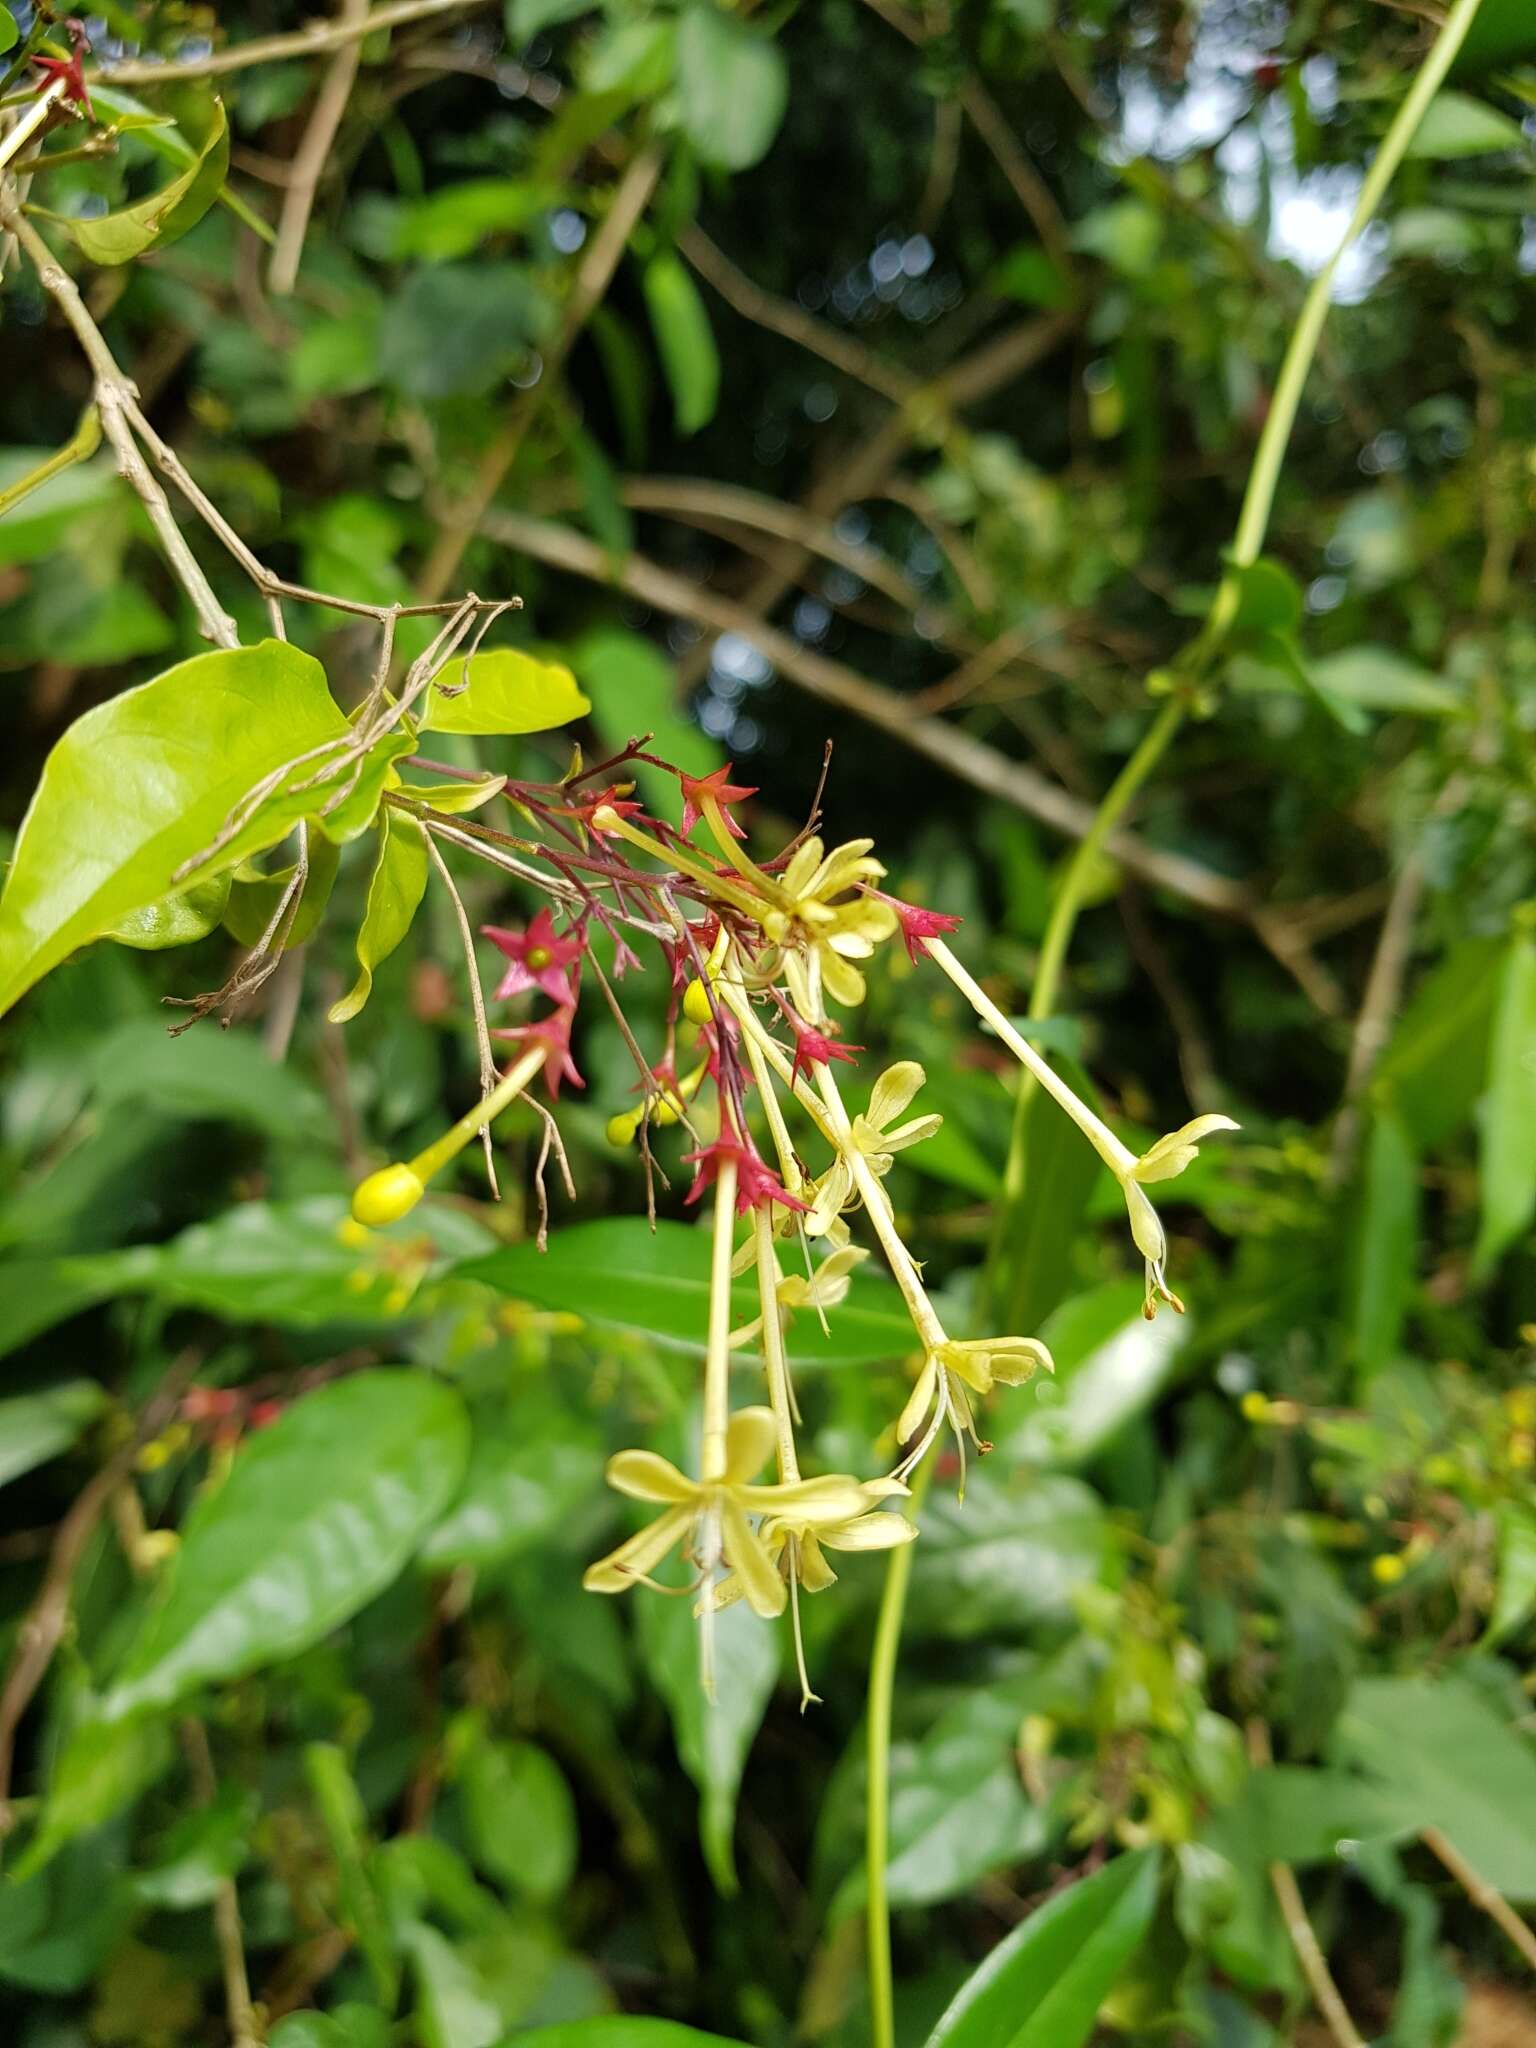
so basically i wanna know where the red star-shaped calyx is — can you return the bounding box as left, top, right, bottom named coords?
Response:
left=790, top=1024, right=864, bottom=1090
left=482, top=908, right=587, bottom=1005
left=32, top=19, right=93, bottom=118
left=491, top=1008, right=585, bottom=1099
left=871, top=889, right=963, bottom=963
left=683, top=1133, right=807, bottom=1216
left=679, top=763, right=758, bottom=840
left=561, top=784, right=646, bottom=835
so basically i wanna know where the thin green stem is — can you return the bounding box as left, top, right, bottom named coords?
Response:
left=866, top=1453, right=933, bottom=2048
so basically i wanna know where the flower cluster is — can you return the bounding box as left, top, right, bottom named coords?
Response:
left=348, top=749, right=1236, bottom=1698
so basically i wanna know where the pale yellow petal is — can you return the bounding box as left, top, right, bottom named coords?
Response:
left=722, top=1405, right=779, bottom=1483
left=582, top=1505, right=693, bottom=1594
left=897, top=1355, right=938, bottom=1444
left=1134, top=1113, right=1240, bottom=1184
left=1121, top=1177, right=1166, bottom=1265
left=819, top=950, right=866, bottom=1008
left=605, top=1449, right=696, bottom=1504
left=720, top=1500, right=788, bottom=1618
left=879, top=1112, right=944, bottom=1154
left=867, top=1060, right=925, bottom=1132
left=819, top=1511, right=920, bottom=1553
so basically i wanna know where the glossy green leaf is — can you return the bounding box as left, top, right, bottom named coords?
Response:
left=998, top=1281, right=1187, bottom=1468
left=1405, top=90, right=1527, bottom=159
left=1472, top=929, right=1536, bottom=1275
left=270, top=2014, right=391, bottom=2048
left=1332, top=1675, right=1536, bottom=1898
left=0, top=1380, right=107, bottom=1489
left=1347, top=1105, right=1418, bottom=1378
left=100, top=1370, right=469, bottom=1720
left=676, top=4, right=788, bottom=171
left=406, top=1920, right=504, bottom=2048
left=419, top=648, right=590, bottom=737
left=0, top=10, right=16, bottom=53
left=0, top=640, right=349, bottom=1019
left=305, top=1743, right=399, bottom=2005
left=396, top=774, right=508, bottom=816
left=906, top=1472, right=1111, bottom=1639
left=456, top=1725, right=579, bottom=1903
left=85, top=1019, right=330, bottom=1143
left=1307, top=646, right=1464, bottom=717
left=330, top=813, right=430, bottom=1023
left=638, top=1591, right=778, bottom=1894
left=1226, top=556, right=1304, bottom=632
left=924, top=1848, right=1161, bottom=2048
left=454, top=1218, right=915, bottom=1366
left=68, top=96, right=230, bottom=264
left=109, top=873, right=233, bottom=952
left=422, top=1406, right=603, bottom=1569
left=513, top=2028, right=746, bottom=2048
left=643, top=252, right=719, bottom=436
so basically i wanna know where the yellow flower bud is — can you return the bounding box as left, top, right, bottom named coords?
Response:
left=682, top=977, right=714, bottom=1025
left=352, top=1163, right=425, bottom=1228
left=607, top=1110, right=640, bottom=1146
left=1371, top=1553, right=1407, bottom=1585
left=1240, top=1390, right=1269, bottom=1422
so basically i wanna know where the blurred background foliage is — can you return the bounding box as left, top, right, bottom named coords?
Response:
left=1, top=0, right=1536, bottom=2045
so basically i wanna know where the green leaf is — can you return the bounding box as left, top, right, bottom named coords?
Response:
left=13, top=1715, right=173, bottom=1879
left=1472, top=929, right=1536, bottom=1275
left=422, top=1406, right=603, bottom=1569
left=1488, top=1504, right=1536, bottom=1646
left=305, top=1743, right=400, bottom=2006
left=453, top=1218, right=915, bottom=1367
left=1307, top=646, right=1464, bottom=718
left=1347, top=1106, right=1418, bottom=1379
left=907, top=1472, right=1111, bottom=1639
left=643, top=252, right=719, bottom=436
left=676, top=5, right=788, bottom=171
left=379, top=263, right=553, bottom=399
left=406, top=1920, right=504, bottom=2048
left=85, top=1019, right=330, bottom=1143
left=109, top=873, right=233, bottom=952
left=512, top=2028, right=747, bottom=2048
left=988, top=1053, right=1107, bottom=1331
left=1201, top=1766, right=1410, bottom=1870
left=131, top=1785, right=255, bottom=1908
left=507, top=0, right=595, bottom=40
left=455, top=1726, right=578, bottom=1904
left=0, top=1380, right=108, bottom=1489
left=1454, top=0, right=1536, bottom=69
left=0, top=11, right=16, bottom=54
left=221, top=830, right=342, bottom=950
left=637, top=1591, right=778, bottom=1894
left=0, top=405, right=100, bottom=524
left=1405, top=90, right=1528, bottom=160
left=997, top=1281, right=1187, bottom=1469
left=923, top=1848, right=1161, bottom=2048
left=1226, top=556, right=1304, bottom=633
left=0, top=640, right=350, bottom=1019
left=68, top=96, right=230, bottom=264
left=0, top=449, right=121, bottom=566
left=100, top=1370, right=469, bottom=1721
left=1332, top=1675, right=1536, bottom=1899
left=1375, top=936, right=1506, bottom=1149
left=330, top=814, right=429, bottom=1023
left=419, top=648, right=590, bottom=737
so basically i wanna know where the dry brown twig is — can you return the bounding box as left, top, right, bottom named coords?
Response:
left=88, top=0, right=493, bottom=87
left=268, top=0, right=373, bottom=297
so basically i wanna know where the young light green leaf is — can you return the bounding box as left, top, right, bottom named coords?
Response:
left=1405, top=89, right=1527, bottom=159
left=924, top=1848, right=1161, bottom=2048
left=1488, top=1504, right=1536, bottom=1646
left=395, top=774, right=508, bottom=816
left=637, top=1590, right=778, bottom=1894
left=0, top=10, right=17, bottom=53
left=12, top=1715, right=173, bottom=1880
left=100, top=1370, right=469, bottom=1721
left=419, top=649, right=591, bottom=737
left=453, top=1217, right=915, bottom=1367
left=1471, top=929, right=1536, bottom=1276
left=222, top=830, right=342, bottom=950
left=305, top=1743, right=399, bottom=2006
left=0, top=640, right=350, bottom=1019
left=0, top=1380, right=108, bottom=1490
left=330, top=814, right=430, bottom=1023
left=676, top=4, right=788, bottom=171
left=68, top=96, right=230, bottom=265
left=109, top=873, right=233, bottom=952
left=643, top=251, right=719, bottom=436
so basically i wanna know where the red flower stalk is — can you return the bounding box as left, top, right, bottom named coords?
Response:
left=679, top=763, right=758, bottom=840
left=491, top=1007, right=585, bottom=1099
left=790, top=1024, right=864, bottom=1090
left=870, top=888, right=963, bottom=963
left=32, top=20, right=93, bottom=118
left=482, top=907, right=586, bottom=1005
left=683, top=1133, right=807, bottom=1216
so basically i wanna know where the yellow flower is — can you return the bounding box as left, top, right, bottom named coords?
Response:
left=582, top=1406, right=897, bottom=1620
left=806, top=1061, right=942, bottom=1234
left=730, top=1243, right=870, bottom=1345
left=897, top=1335, right=1054, bottom=1456
left=760, top=836, right=897, bottom=1017
left=710, top=1481, right=916, bottom=1611
left=1117, top=1115, right=1240, bottom=1318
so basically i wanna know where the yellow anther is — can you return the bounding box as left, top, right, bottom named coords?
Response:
left=336, top=1216, right=372, bottom=1250
left=352, top=1163, right=426, bottom=1227
left=135, top=1436, right=172, bottom=1473
left=1239, top=1390, right=1269, bottom=1422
